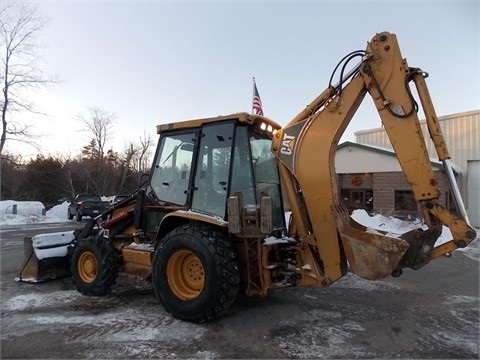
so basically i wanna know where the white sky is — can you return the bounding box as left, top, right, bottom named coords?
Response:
left=4, top=0, right=479, bottom=159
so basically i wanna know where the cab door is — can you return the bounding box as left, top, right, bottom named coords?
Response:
left=150, top=131, right=196, bottom=205
left=191, top=122, right=235, bottom=217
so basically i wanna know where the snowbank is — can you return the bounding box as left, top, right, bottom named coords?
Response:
left=0, top=201, right=69, bottom=225
left=0, top=200, right=45, bottom=216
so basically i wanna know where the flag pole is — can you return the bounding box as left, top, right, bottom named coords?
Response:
left=252, top=77, right=256, bottom=114
left=252, top=77, right=264, bottom=116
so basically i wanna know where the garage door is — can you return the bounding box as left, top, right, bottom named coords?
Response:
left=467, top=160, right=480, bottom=227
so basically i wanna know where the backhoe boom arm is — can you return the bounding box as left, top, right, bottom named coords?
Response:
left=272, top=31, right=476, bottom=284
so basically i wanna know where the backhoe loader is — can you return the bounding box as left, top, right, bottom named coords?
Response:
left=17, top=31, right=477, bottom=322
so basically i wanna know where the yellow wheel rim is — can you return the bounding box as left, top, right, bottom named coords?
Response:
left=78, top=251, right=98, bottom=283
left=167, top=250, right=205, bottom=300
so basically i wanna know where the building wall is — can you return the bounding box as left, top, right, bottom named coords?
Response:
left=338, top=172, right=374, bottom=189
left=336, top=144, right=405, bottom=173
left=338, top=170, right=450, bottom=219
left=354, top=110, right=479, bottom=222
left=354, top=110, right=480, bottom=193
left=374, top=171, right=449, bottom=217
left=467, top=160, right=480, bottom=227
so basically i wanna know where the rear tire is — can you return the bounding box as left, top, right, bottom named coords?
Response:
left=76, top=212, right=82, bottom=222
left=152, top=224, right=240, bottom=322
left=67, top=210, right=73, bottom=220
left=71, top=235, right=118, bottom=296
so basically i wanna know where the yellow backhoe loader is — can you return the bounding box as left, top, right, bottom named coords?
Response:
left=17, top=31, right=477, bottom=322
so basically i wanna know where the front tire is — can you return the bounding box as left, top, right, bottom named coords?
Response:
left=152, top=224, right=240, bottom=322
left=71, top=235, right=118, bottom=296
left=76, top=211, right=82, bottom=222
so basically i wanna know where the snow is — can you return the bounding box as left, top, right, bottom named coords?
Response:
left=284, top=209, right=479, bottom=255
left=0, top=200, right=69, bottom=225
left=127, top=242, right=154, bottom=251
left=5, top=291, right=83, bottom=311
left=31, top=231, right=75, bottom=248
left=264, top=235, right=296, bottom=245
left=0, top=200, right=45, bottom=215
left=31, top=231, right=75, bottom=259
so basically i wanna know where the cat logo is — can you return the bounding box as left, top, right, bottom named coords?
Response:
left=280, top=133, right=295, bottom=155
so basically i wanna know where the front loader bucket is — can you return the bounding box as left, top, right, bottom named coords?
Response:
left=16, top=231, right=75, bottom=282
left=333, top=205, right=410, bottom=280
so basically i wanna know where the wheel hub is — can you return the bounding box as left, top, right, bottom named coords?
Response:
left=167, top=250, right=205, bottom=300
left=78, top=251, right=97, bottom=283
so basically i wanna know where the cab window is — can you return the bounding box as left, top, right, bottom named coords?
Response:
left=150, top=132, right=195, bottom=204
left=192, top=122, right=234, bottom=217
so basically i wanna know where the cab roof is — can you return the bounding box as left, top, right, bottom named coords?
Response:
left=156, top=112, right=281, bottom=134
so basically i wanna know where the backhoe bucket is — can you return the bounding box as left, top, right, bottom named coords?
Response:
left=333, top=205, right=410, bottom=280
left=16, top=231, right=75, bottom=282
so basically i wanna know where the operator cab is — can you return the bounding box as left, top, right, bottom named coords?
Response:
left=149, top=113, right=285, bottom=229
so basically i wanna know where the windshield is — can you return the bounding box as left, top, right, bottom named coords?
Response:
left=77, top=195, right=102, bottom=202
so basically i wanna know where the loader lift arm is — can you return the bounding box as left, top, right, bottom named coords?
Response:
left=272, top=31, right=476, bottom=283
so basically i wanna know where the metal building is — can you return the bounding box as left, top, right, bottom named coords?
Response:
left=353, top=110, right=480, bottom=227
left=335, top=142, right=452, bottom=220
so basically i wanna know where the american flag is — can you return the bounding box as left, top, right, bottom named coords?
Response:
left=252, top=78, right=264, bottom=116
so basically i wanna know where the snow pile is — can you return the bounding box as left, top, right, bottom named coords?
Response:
left=352, top=209, right=442, bottom=240
left=31, top=231, right=75, bottom=259
left=0, top=200, right=45, bottom=217
left=352, top=209, right=479, bottom=256
left=353, top=209, right=463, bottom=246
left=351, top=209, right=423, bottom=235
left=0, top=200, right=69, bottom=225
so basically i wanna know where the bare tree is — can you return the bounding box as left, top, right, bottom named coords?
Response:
left=76, top=106, right=117, bottom=194
left=134, top=129, right=153, bottom=172
left=116, top=133, right=153, bottom=193
left=118, top=143, right=137, bottom=192
left=0, top=1, right=55, bottom=154
left=77, top=106, right=116, bottom=159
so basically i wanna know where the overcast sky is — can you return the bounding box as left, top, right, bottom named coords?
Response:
left=5, top=0, right=479, bottom=158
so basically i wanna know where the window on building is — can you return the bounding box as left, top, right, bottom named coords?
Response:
left=394, top=190, right=416, bottom=211
left=340, top=189, right=373, bottom=213
left=365, top=190, right=373, bottom=211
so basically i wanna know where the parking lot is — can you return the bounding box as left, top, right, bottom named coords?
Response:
left=1, top=223, right=479, bottom=359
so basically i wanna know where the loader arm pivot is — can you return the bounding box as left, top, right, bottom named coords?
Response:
left=272, top=31, right=476, bottom=283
